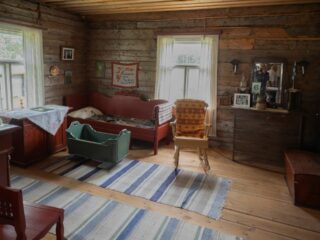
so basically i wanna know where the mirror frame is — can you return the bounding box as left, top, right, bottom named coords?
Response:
left=250, top=57, right=288, bottom=108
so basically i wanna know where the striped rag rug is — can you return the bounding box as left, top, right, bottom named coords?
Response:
left=11, top=175, right=242, bottom=240
left=43, top=158, right=231, bottom=220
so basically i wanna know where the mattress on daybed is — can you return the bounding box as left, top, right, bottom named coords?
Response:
left=90, top=115, right=155, bottom=129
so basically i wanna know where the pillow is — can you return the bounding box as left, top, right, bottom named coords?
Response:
left=68, top=106, right=103, bottom=119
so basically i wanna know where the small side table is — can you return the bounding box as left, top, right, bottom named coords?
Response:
left=0, top=124, right=20, bottom=187
left=284, top=150, right=320, bottom=209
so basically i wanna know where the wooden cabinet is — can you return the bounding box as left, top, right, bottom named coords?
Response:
left=9, top=117, right=67, bottom=167
left=47, top=117, right=67, bottom=153
left=0, top=125, right=20, bottom=186
left=233, top=108, right=302, bottom=172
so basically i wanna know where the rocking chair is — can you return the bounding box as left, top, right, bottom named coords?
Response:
left=171, top=99, right=211, bottom=172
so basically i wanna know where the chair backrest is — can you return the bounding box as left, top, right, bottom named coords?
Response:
left=0, top=186, right=26, bottom=239
left=175, top=99, right=208, bottom=138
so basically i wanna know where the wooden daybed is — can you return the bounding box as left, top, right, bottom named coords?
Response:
left=64, top=92, right=172, bottom=154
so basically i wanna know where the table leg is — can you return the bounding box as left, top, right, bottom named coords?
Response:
left=56, top=214, right=64, bottom=240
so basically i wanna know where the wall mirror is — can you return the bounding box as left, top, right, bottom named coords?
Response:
left=251, top=58, right=286, bottom=108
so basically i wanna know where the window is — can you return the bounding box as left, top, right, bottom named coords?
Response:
left=0, top=23, right=44, bottom=111
left=155, top=35, right=219, bottom=135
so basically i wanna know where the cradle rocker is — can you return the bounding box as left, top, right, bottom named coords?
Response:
left=66, top=121, right=131, bottom=169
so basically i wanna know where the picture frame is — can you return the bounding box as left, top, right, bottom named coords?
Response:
left=251, top=82, right=261, bottom=95
left=64, top=70, right=72, bottom=84
left=111, top=62, right=139, bottom=88
left=95, top=61, right=105, bottom=78
left=61, top=47, right=74, bottom=61
left=233, top=93, right=251, bottom=108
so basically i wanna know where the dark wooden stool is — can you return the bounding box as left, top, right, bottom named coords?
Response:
left=284, top=150, right=320, bottom=209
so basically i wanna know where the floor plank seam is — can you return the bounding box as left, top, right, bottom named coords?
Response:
left=223, top=207, right=320, bottom=234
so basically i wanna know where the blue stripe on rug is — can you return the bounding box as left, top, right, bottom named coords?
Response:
left=70, top=201, right=118, bottom=240
left=160, top=218, right=179, bottom=240
left=100, top=160, right=139, bottom=188
left=10, top=175, right=22, bottom=184
left=64, top=193, right=91, bottom=217
left=150, top=169, right=181, bottom=202
left=124, top=164, right=159, bottom=194
left=59, top=159, right=89, bottom=176
left=37, top=187, right=69, bottom=205
left=78, top=167, right=101, bottom=181
left=181, top=174, right=205, bottom=208
left=201, top=228, right=215, bottom=240
left=208, top=179, right=230, bottom=219
left=116, top=209, right=146, bottom=240
left=22, top=181, right=43, bottom=195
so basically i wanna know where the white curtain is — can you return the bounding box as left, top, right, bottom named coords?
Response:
left=199, top=35, right=218, bottom=136
left=24, top=28, right=44, bottom=107
left=155, top=37, right=174, bottom=103
left=155, top=35, right=219, bottom=136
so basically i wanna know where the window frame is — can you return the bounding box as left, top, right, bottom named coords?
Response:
left=0, top=22, right=44, bottom=111
left=155, top=34, right=219, bottom=136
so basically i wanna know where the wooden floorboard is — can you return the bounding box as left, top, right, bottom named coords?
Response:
left=11, top=144, right=320, bottom=240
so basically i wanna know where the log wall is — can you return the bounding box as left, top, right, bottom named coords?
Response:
left=1, top=1, right=319, bottom=151
left=87, top=4, right=320, bottom=150
left=0, top=0, right=88, bottom=105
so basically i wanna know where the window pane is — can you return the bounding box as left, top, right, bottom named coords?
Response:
left=186, top=68, right=200, bottom=99
left=0, top=30, right=23, bottom=61
left=173, top=42, right=201, bottom=66
left=170, top=67, right=185, bottom=102
left=11, top=63, right=26, bottom=109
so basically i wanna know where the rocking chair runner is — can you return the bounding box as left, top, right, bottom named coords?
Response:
left=0, top=186, right=64, bottom=240
left=171, top=99, right=211, bottom=172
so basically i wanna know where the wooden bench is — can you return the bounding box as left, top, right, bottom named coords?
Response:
left=284, top=150, right=320, bottom=209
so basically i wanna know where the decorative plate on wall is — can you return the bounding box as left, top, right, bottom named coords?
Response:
left=49, top=65, right=60, bottom=76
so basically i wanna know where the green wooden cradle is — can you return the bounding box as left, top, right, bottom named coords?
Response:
left=66, top=121, right=131, bottom=169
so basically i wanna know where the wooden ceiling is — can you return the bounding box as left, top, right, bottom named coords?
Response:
left=39, top=0, right=320, bottom=16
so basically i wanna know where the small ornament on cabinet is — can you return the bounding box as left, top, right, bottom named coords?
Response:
left=239, top=73, right=248, bottom=93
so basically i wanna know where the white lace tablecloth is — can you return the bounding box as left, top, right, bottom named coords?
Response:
left=0, top=105, right=69, bottom=135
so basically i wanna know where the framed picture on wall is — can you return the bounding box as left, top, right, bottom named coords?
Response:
left=233, top=93, right=251, bottom=108
left=61, top=47, right=74, bottom=61
left=64, top=70, right=72, bottom=84
left=111, top=62, right=139, bottom=88
left=95, top=61, right=105, bottom=78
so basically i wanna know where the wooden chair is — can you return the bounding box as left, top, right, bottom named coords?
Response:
left=0, top=185, right=64, bottom=240
left=171, top=99, right=211, bottom=172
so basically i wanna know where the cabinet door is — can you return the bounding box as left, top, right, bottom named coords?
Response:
left=47, top=117, right=67, bottom=153
left=24, top=121, right=47, bottom=161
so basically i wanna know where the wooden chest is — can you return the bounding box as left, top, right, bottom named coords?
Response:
left=284, top=150, right=320, bottom=209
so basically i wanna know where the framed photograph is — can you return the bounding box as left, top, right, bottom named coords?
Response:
left=112, top=62, right=139, bottom=88
left=61, top=47, right=74, bottom=61
left=233, top=93, right=251, bottom=108
left=64, top=70, right=72, bottom=84
left=95, top=61, right=105, bottom=78
left=251, top=82, right=261, bottom=95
